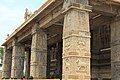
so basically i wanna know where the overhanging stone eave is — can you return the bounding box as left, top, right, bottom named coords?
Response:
left=1, top=0, right=56, bottom=46
left=110, top=0, right=120, bottom=5
left=90, top=0, right=119, bottom=16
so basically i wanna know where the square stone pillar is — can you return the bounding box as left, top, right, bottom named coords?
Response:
left=2, top=47, right=12, bottom=79
left=62, top=0, right=91, bottom=80
left=111, top=16, right=120, bottom=80
left=11, top=43, right=25, bottom=79
left=30, top=23, right=47, bottom=79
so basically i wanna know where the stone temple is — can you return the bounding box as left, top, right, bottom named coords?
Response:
left=1, top=0, right=120, bottom=80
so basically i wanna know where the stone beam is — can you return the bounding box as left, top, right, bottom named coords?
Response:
left=90, top=0, right=118, bottom=16
left=112, top=0, right=120, bottom=3
left=39, top=1, right=63, bottom=29
left=17, top=28, right=32, bottom=42
left=109, top=0, right=120, bottom=5
left=90, top=15, right=112, bottom=30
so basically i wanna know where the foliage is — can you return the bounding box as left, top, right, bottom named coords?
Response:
left=0, top=47, right=4, bottom=60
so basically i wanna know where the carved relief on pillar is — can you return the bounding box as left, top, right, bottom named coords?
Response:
left=63, top=56, right=90, bottom=79
left=62, top=0, right=91, bottom=79
left=75, top=57, right=90, bottom=74
left=63, top=31, right=90, bottom=57
left=63, top=34, right=91, bottom=79
left=63, top=37, right=72, bottom=56
left=76, top=37, right=90, bottom=57
left=63, top=11, right=91, bottom=36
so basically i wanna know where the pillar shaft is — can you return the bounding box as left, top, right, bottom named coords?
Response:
left=30, top=24, right=47, bottom=79
left=25, top=48, right=31, bottom=78
left=11, top=43, right=25, bottom=79
left=2, top=48, right=12, bottom=79
left=111, top=17, right=120, bottom=80
left=62, top=0, right=91, bottom=80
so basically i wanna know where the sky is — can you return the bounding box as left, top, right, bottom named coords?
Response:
left=0, top=0, right=46, bottom=46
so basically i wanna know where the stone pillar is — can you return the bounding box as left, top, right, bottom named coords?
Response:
left=111, top=16, right=120, bottom=80
left=62, top=0, right=91, bottom=80
left=30, top=23, right=47, bottom=79
left=25, top=48, right=31, bottom=79
left=11, top=43, right=25, bottom=79
left=2, top=47, right=12, bottom=79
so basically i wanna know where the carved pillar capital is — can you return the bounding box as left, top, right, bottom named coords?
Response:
left=12, top=38, right=17, bottom=47
left=32, top=23, right=39, bottom=35
left=111, top=15, right=120, bottom=24
left=62, top=0, right=92, bottom=14
left=32, top=23, right=44, bottom=35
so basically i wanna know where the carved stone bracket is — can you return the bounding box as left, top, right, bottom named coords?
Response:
left=32, top=23, right=40, bottom=35
left=62, top=1, right=92, bottom=14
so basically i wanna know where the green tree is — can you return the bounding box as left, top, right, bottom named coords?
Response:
left=0, top=47, right=4, bottom=62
